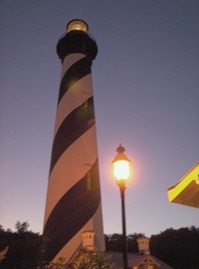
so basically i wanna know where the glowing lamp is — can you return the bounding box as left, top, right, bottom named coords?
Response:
left=112, top=144, right=131, bottom=190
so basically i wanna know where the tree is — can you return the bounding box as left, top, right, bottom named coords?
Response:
left=15, top=221, right=29, bottom=234
left=105, top=233, right=144, bottom=252
left=68, top=249, right=116, bottom=269
left=44, top=257, right=67, bottom=269
left=127, top=233, right=144, bottom=252
left=0, top=221, right=42, bottom=269
left=150, top=226, right=199, bottom=269
left=1, top=224, right=199, bottom=269
left=105, top=233, right=123, bottom=252
left=44, top=250, right=116, bottom=269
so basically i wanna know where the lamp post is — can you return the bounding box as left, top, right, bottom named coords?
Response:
left=112, top=144, right=131, bottom=269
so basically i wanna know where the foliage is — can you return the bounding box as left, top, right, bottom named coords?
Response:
left=44, top=257, right=67, bottom=269
left=0, top=221, right=41, bottom=269
left=0, top=222, right=199, bottom=269
left=68, top=249, right=116, bottom=269
left=105, top=233, right=144, bottom=252
left=127, top=233, right=144, bottom=252
left=105, top=234, right=123, bottom=252
left=150, top=226, right=199, bottom=269
left=15, top=221, right=30, bottom=234
left=43, top=250, right=115, bottom=269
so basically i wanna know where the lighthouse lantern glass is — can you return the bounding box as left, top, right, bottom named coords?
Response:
left=67, top=20, right=88, bottom=32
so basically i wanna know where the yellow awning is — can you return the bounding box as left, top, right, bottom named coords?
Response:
left=167, top=162, right=199, bottom=208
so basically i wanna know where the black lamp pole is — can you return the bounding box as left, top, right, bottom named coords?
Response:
left=120, top=183, right=128, bottom=269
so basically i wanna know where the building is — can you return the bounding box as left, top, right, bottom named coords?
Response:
left=167, top=162, right=199, bottom=208
left=77, top=233, right=173, bottom=269
left=109, top=236, right=173, bottom=269
left=41, top=19, right=104, bottom=266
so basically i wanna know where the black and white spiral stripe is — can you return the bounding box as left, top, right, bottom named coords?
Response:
left=42, top=35, right=104, bottom=264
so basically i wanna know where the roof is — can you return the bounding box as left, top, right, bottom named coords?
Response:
left=167, top=162, right=199, bottom=208
left=107, top=251, right=173, bottom=269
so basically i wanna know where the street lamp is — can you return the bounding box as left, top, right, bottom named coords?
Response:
left=112, top=144, right=131, bottom=269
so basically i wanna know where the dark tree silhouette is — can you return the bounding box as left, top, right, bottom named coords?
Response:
left=15, top=221, right=30, bottom=234
left=150, top=226, right=199, bottom=269
left=105, top=233, right=144, bottom=252
left=127, top=233, right=144, bottom=252
left=0, top=221, right=41, bottom=269
left=1, top=223, right=199, bottom=269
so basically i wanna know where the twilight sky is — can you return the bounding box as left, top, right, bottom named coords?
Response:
left=0, top=0, right=198, bottom=236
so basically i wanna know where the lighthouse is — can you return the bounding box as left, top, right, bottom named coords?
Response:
left=42, top=19, right=105, bottom=265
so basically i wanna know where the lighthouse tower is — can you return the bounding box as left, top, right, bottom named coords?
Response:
left=42, top=19, right=104, bottom=265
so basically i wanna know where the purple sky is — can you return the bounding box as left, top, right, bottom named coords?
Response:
left=0, top=1, right=198, bottom=236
